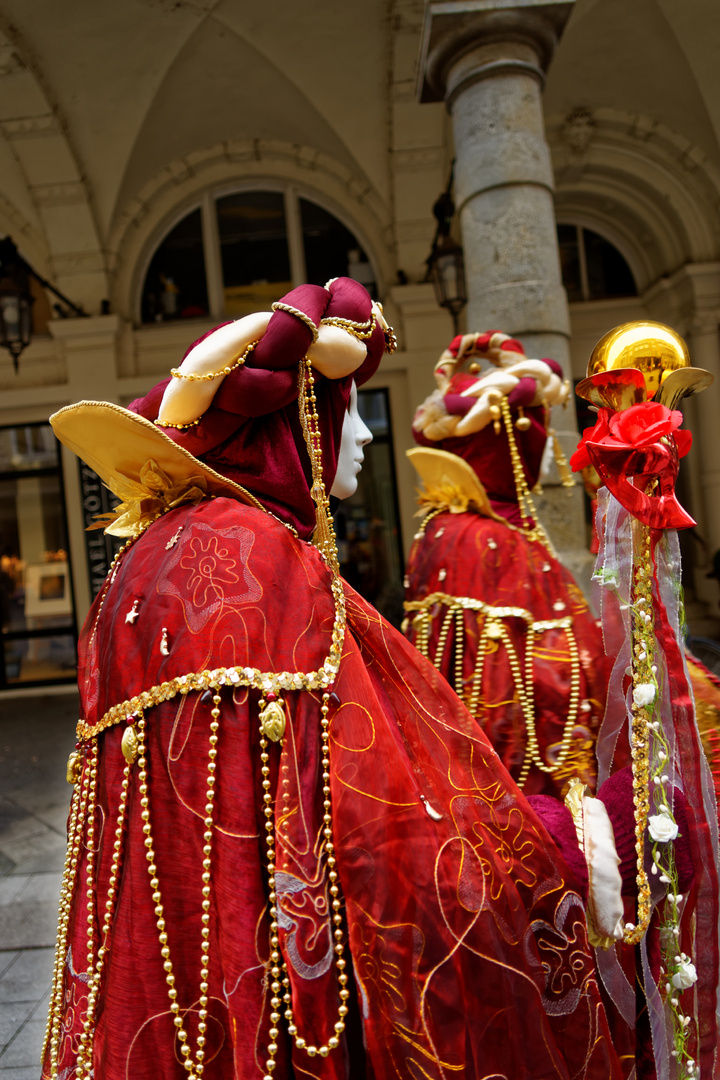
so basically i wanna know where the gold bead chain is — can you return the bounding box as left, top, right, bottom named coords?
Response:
left=134, top=696, right=219, bottom=1077
left=170, top=339, right=258, bottom=381
left=516, top=623, right=581, bottom=787
left=320, top=312, right=376, bottom=342
left=454, top=607, right=464, bottom=696
left=432, top=606, right=455, bottom=673
left=499, top=396, right=552, bottom=550
left=75, top=743, right=130, bottom=1077
left=75, top=743, right=98, bottom=1075
left=466, top=617, right=488, bottom=719
left=155, top=415, right=203, bottom=430
left=43, top=745, right=91, bottom=1073
left=623, top=520, right=654, bottom=945
left=260, top=691, right=348, bottom=1080
left=299, top=358, right=340, bottom=574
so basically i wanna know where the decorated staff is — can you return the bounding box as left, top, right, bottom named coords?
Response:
left=571, top=321, right=718, bottom=1080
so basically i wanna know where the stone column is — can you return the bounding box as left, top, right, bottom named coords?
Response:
left=644, top=263, right=720, bottom=627
left=418, top=0, right=588, bottom=577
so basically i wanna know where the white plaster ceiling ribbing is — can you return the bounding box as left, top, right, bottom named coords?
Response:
left=0, top=19, right=107, bottom=305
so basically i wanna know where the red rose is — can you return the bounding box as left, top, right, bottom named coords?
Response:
left=675, top=428, right=693, bottom=458
left=570, top=410, right=612, bottom=471
left=571, top=402, right=690, bottom=472
left=607, top=402, right=683, bottom=447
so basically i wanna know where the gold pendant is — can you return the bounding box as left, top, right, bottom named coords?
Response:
left=121, top=724, right=140, bottom=765
left=66, top=750, right=82, bottom=785
left=260, top=699, right=286, bottom=742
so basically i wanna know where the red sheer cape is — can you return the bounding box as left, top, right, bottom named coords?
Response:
left=44, top=498, right=624, bottom=1079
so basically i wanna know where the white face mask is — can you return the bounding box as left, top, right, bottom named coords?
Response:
left=330, top=382, right=373, bottom=499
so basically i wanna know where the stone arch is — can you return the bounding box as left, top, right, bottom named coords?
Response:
left=108, top=139, right=395, bottom=324
left=0, top=194, right=49, bottom=274
left=548, top=107, right=720, bottom=293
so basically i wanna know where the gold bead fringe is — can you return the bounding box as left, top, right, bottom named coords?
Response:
left=405, top=591, right=582, bottom=789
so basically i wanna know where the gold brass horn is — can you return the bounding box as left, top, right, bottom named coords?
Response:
left=576, top=321, right=712, bottom=410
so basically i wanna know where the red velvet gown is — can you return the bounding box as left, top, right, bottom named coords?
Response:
left=44, top=496, right=624, bottom=1079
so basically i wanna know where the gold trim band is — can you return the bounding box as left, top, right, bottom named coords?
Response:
left=271, top=302, right=319, bottom=342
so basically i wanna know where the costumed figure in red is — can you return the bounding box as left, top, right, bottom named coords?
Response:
left=42, top=282, right=637, bottom=1080
left=403, top=330, right=608, bottom=797
left=570, top=321, right=719, bottom=1080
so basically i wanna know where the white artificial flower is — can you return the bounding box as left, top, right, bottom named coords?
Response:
left=672, top=959, right=698, bottom=990
left=633, top=683, right=657, bottom=708
left=648, top=806, right=679, bottom=843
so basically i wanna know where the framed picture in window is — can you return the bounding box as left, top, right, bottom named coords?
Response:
left=24, top=562, right=73, bottom=618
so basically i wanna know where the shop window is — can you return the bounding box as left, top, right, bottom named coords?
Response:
left=334, top=389, right=404, bottom=628
left=140, top=187, right=375, bottom=324
left=557, top=224, right=636, bottom=302
left=0, top=423, right=77, bottom=687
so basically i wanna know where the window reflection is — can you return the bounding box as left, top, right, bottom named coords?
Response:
left=217, top=191, right=292, bottom=317
left=141, top=208, right=209, bottom=323
left=334, top=389, right=405, bottom=628
left=0, top=424, right=77, bottom=686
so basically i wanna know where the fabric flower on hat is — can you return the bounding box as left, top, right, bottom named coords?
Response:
left=648, top=805, right=679, bottom=843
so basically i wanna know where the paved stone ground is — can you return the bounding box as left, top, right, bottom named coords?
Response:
left=0, top=689, right=78, bottom=1078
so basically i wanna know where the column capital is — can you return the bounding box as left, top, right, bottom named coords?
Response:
left=642, top=262, right=720, bottom=337
left=418, top=0, right=575, bottom=105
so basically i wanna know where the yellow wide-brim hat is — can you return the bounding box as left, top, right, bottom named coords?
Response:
left=50, top=400, right=263, bottom=510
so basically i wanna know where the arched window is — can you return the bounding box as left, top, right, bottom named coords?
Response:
left=557, top=224, right=637, bottom=302
left=140, top=186, right=376, bottom=324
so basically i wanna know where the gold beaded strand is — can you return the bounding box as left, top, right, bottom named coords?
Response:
left=135, top=698, right=220, bottom=1078
left=170, top=339, right=258, bottom=381
left=43, top=748, right=91, bottom=1073
left=74, top=744, right=131, bottom=1077
left=499, top=396, right=552, bottom=550
left=623, top=520, right=655, bottom=945
left=73, top=741, right=99, bottom=1077
left=259, top=691, right=348, bottom=1079
left=299, top=358, right=340, bottom=574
